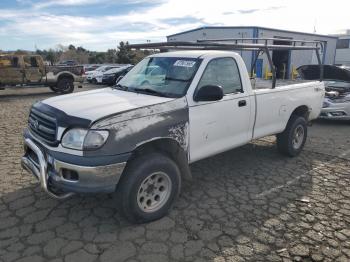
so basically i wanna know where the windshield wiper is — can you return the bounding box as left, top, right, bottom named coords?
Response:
left=113, top=83, right=128, bottom=90
left=133, top=88, right=169, bottom=97
left=164, top=76, right=189, bottom=82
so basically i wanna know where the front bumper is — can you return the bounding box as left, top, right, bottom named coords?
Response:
left=320, top=103, right=350, bottom=120
left=95, top=76, right=103, bottom=83
left=21, top=137, right=127, bottom=199
left=86, top=75, right=93, bottom=81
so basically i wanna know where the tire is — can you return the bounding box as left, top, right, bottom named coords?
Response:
left=276, top=115, right=307, bottom=157
left=56, top=77, right=74, bottom=94
left=92, top=78, right=97, bottom=84
left=49, top=85, right=59, bottom=93
left=116, top=152, right=181, bottom=223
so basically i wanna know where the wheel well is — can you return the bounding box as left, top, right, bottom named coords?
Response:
left=291, top=105, right=310, bottom=121
left=126, top=138, right=192, bottom=181
left=57, top=73, right=74, bottom=82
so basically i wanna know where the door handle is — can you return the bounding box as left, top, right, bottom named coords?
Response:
left=238, top=100, right=247, bottom=107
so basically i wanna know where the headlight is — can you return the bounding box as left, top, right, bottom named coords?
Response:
left=84, top=130, right=109, bottom=150
left=62, top=129, right=87, bottom=150
left=61, top=129, right=109, bottom=150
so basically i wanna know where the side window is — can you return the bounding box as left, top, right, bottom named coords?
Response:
left=12, top=57, right=19, bottom=68
left=30, top=57, right=38, bottom=67
left=0, top=57, right=13, bottom=68
left=198, top=57, right=243, bottom=94
left=23, top=56, right=39, bottom=68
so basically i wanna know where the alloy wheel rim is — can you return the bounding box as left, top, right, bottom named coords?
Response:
left=292, top=125, right=304, bottom=149
left=64, top=82, right=70, bottom=91
left=137, top=172, right=172, bottom=213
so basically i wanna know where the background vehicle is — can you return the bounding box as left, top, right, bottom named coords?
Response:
left=102, top=65, right=133, bottom=86
left=124, top=65, right=166, bottom=87
left=0, top=54, right=84, bottom=93
left=58, top=60, right=77, bottom=66
left=298, top=64, right=350, bottom=120
left=21, top=41, right=324, bottom=223
left=83, top=64, right=99, bottom=72
left=85, top=65, right=120, bottom=84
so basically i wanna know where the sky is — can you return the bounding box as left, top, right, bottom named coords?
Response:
left=0, top=0, right=349, bottom=51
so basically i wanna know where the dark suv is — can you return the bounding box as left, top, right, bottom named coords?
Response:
left=102, top=65, right=133, bottom=85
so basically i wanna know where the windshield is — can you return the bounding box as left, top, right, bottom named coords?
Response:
left=101, top=66, right=117, bottom=72
left=118, top=56, right=201, bottom=98
left=105, top=66, right=127, bottom=74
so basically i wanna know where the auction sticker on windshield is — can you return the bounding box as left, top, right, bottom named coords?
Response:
left=174, top=60, right=196, bottom=67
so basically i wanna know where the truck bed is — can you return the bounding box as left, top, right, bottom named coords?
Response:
left=48, top=65, right=83, bottom=76
left=251, top=79, right=315, bottom=89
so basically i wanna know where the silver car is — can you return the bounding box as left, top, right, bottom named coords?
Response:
left=297, top=64, right=350, bottom=120
left=320, top=81, right=350, bottom=120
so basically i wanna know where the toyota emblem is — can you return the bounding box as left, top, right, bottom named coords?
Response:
left=33, top=120, right=39, bottom=129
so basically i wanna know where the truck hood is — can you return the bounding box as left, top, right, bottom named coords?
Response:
left=42, top=88, right=174, bottom=122
left=297, top=65, right=350, bottom=82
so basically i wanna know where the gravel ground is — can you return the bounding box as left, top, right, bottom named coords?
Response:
left=0, top=86, right=349, bottom=262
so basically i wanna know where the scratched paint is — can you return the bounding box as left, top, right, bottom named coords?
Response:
left=110, top=114, right=168, bottom=141
left=92, top=97, right=188, bottom=129
left=168, top=122, right=189, bottom=150
left=84, top=97, right=190, bottom=158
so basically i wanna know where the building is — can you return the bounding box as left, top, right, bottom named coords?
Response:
left=167, top=26, right=337, bottom=79
left=334, top=30, right=350, bottom=66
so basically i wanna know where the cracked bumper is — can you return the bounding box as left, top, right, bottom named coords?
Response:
left=21, top=137, right=127, bottom=199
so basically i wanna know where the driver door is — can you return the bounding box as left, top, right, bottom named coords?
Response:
left=189, top=57, right=252, bottom=162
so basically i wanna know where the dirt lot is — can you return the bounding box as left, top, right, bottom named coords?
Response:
left=0, top=86, right=349, bottom=262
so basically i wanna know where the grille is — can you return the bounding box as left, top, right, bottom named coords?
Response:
left=29, top=108, right=57, bottom=145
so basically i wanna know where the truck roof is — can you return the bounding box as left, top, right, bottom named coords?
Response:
left=150, top=50, right=239, bottom=59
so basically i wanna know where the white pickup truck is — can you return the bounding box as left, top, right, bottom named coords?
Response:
left=21, top=49, right=324, bottom=223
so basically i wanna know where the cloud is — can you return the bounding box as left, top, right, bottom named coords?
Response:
left=32, top=0, right=166, bottom=10
left=236, top=6, right=285, bottom=15
left=265, top=5, right=285, bottom=11
left=222, top=11, right=235, bottom=15
left=238, top=9, right=260, bottom=14
left=33, top=0, right=108, bottom=9
left=160, top=16, right=205, bottom=26
left=0, top=0, right=348, bottom=51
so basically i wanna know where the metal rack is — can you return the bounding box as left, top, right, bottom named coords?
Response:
left=129, top=38, right=325, bottom=88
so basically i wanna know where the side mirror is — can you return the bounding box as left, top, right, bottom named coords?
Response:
left=194, top=85, right=224, bottom=102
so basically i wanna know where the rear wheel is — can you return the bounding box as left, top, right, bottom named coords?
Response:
left=116, top=152, right=181, bottom=223
left=276, top=115, right=307, bottom=157
left=56, top=77, right=74, bottom=94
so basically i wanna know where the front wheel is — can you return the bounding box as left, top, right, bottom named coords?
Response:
left=116, top=153, right=181, bottom=223
left=56, top=78, right=74, bottom=94
left=276, top=115, right=307, bottom=157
